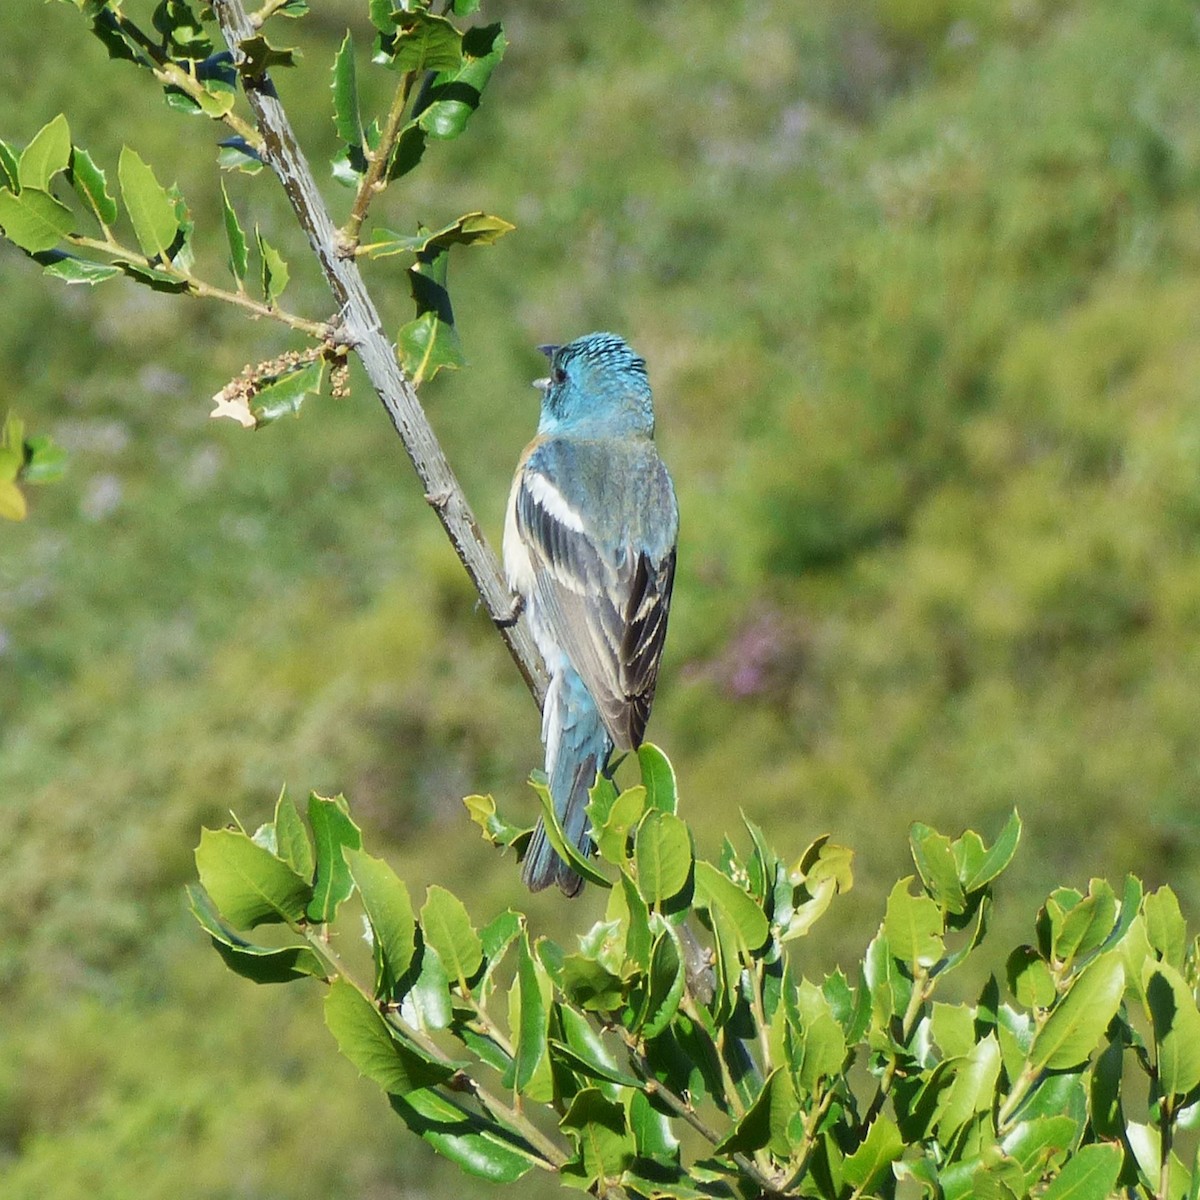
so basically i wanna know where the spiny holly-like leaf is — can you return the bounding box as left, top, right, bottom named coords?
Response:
left=70, top=146, right=117, bottom=227
left=273, top=787, right=313, bottom=878
left=250, top=359, right=324, bottom=427
left=637, top=928, right=686, bottom=1038
left=397, top=309, right=465, bottom=387
left=714, top=1068, right=798, bottom=1157
left=1029, top=951, right=1124, bottom=1072
left=331, top=32, right=363, bottom=147
left=1144, top=886, right=1187, bottom=968
left=388, top=10, right=462, bottom=73
left=187, top=882, right=324, bottom=984
left=18, top=114, right=71, bottom=191
left=416, top=22, right=505, bottom=141
left=510, top=930, right=551, bottom=1097
left=910, top=822, right=966, bottom=915
left=306, top=792, right=362, bottom=923
left=420, top=884, right=482, bottom=988
left=365, top=211, right=515, bottom=258
left=324, top=978, right=454, bottom=1095
left=256, top=227, right=289, bottom=306
left=194, top=826, right=312, bottom=928
left=118, top=147, right=179, bottom=260
left=237, top=34, right=299, bottom=76
left=220, top=182, right=248, bottom=284
left=347, top=848, right=416, bottom=996
left=961, top=809, right=1022, bottom=892
left=842, top=1115, right=904, bottom=1193
left=0, top=188, right=75, bottom=253
left=462, top=793, right=530, bottom=848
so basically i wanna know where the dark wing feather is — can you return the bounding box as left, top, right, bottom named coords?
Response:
left=516, top=465, right=675, bottom=751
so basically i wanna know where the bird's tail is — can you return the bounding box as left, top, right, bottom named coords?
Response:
left=523, top=670, right=611, bottom=896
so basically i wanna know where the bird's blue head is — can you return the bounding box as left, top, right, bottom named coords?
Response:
left=533, top=332, right=655, bottom=439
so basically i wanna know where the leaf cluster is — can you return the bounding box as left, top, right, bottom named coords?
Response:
left=191, top=748, right=1200, bottom=1200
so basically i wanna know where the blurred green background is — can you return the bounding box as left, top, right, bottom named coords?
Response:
left=3, top=0, right=1200, bottom=1194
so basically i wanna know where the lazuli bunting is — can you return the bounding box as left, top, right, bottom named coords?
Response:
left=504, top=332, right=679, bottom=895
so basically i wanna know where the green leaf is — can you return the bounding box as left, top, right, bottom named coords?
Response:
left=555, top=1006, right=641, bottom=1090
left=693, top=861, right=769, bottom=953
left=256, top=227, right=289, bottom=305
left=385, top=121, right=426, bottom=182
left=638, top=743, right=678, bottom=815
left=714, top=1069, right=798, bottom=1157
left=399, top=941, right=452, bottom=1032
left=962, top=810, right=1022, bottom=892
left=347, top=848, right=416, bottom=996
left=842, top=1115, right=904, bottom=1193
left=112, top=257, right=188, bottom=293
left=1145, top=961, right=1200, bottom=1098
left=306, top=792, right=361, bottom=923
left=938, top=1034, right=1002, bottom=1138
left=626, top=1089, right=679, bottom=1165
left=0, top=188, right=75, bottom=253
left=194, top=826, right=311, bottom=928
left=19, top=433, right=66, bottom=484
left=249, top=359, right=324, bottom=427
left=220, top=183, right=248, bottom=284
left=391, top=1088, right=537, bottom=1182
left=18, top=114, right=71, bottom=191
left=397, top=309, right=465, bottom=387
left=634, top=811, right=692, bottom=908
left=388, top=10, right=462, bottom=73
left=186, top=883, right=325, bottom=984
left=0, top=140, right=18, bottom=191
left=416, top=22, right=505, bottom=141
left=589, top=784, right=645, bottom=865
left=910, top=822, right=967, bottom=914
left=1001, top=1116, right=1078, bottom=1184
left=237, top=34, right=299, bottom=75
left=560, top=1089, right=635, bottom=1185
left=1030, top=952, right=1124, bottom=1071
left=510, top=930, right=551, bottom=1097
left=118, top=147, right=179, bottom=260
left=637, top=928, right=686, bottom=1038
left=462, top=792, right=530, bottom=848
left=1006, top=945, right=1056, bottom=1008
left=1039, top=1142, right=1123, bottom=1200
left=272, top=788, right=313, bottom=878
left=331, top=32, right=363, bottom=147
left=1144, top=886, right=1187, bottom=967
left=527, top=774, right=611, bottom=888
left=324, top=979, right=453, bottom=1095
left=420, top=884, right=482, bottom=988
left=41, top=255, right=120, bottom=286
left=366, top=211, right=516, bottom=259
left=793, top=979, right=847, bottom=1090
left=70, top=146, right=117, bottom=227
left=883, top=877, right=945, bottom=968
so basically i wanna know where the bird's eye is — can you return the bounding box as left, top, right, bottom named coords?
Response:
left=552, top=365, right=567, bottom=385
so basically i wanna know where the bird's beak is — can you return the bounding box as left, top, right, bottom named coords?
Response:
left=532, top=344, right=559, bottom=392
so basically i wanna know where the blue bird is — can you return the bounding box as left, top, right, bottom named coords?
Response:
left=504, top=332, right=679, bottom=895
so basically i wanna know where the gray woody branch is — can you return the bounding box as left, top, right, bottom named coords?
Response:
left=211, top=0, right=548, bottom=709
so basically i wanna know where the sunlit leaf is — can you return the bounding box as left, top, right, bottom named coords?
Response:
left=70, top=145, right=117, bottom=226
left=306, top=792, right=361, bottom=923
left=118, top=147, right=179, bottom=260
left=1030, top=952, right=1124, bottom=1071
left=18, top=114, right=71, bottom=191
left=220, top=182, right=248, bottom=284
left=194, top=826, right=311, bottom=928
left=347, top=848, right=416, bottom=995
left=420, top=884, right=482, bottom=988
left=0, top=188, right=75, bottom=253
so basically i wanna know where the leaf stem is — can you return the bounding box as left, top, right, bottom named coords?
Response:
left=340, top=69, right=419, bottom=254
left=153, top=60, right=264, bottom=150
left=65, top=234, right=328, bottom=338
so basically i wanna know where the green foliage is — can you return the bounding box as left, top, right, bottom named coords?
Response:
left=192, top=750, right=1200, bottom=1199
left=0, top=410, right=65, bottom=520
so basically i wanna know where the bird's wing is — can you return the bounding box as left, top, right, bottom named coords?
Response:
left=514, top=446, right=676, bottom=750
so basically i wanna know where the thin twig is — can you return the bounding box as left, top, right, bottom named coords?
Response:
left=340, top=69, right=419, bottom=254
left=66, top=234, right=328, bottom=337
left=211, top=0, right=549, bottom=709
